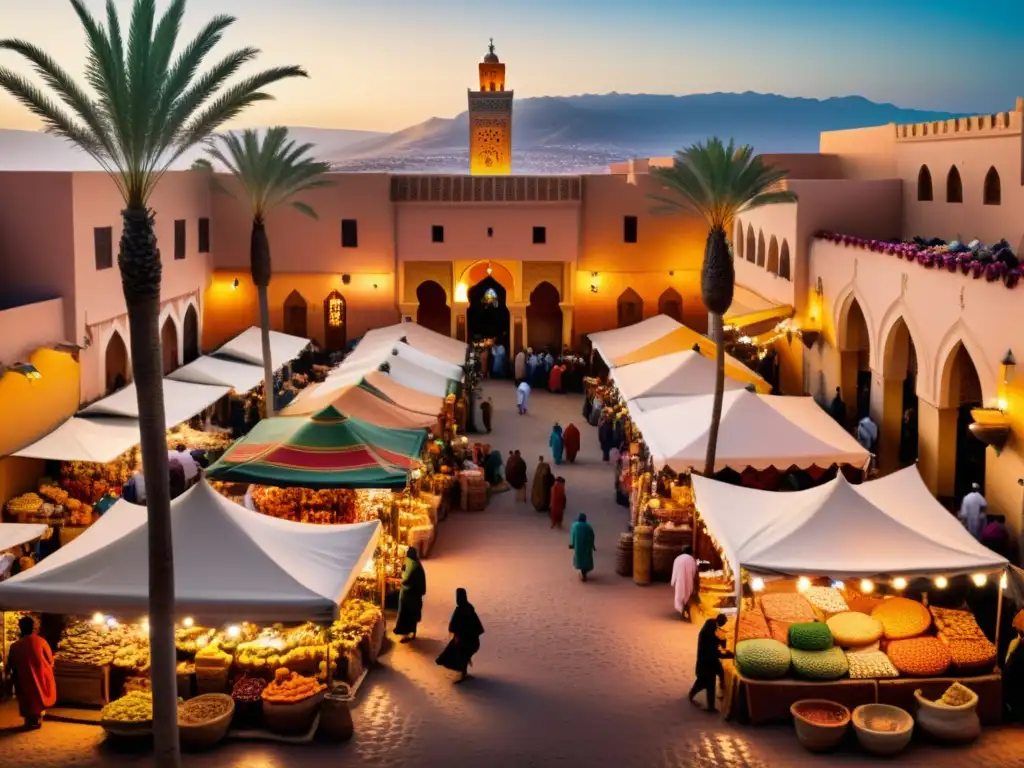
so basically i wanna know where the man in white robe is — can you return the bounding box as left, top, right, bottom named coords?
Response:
left=959, top=483, right=987, bottom=540
left=671, top=547, right=697, bottom=621
left=516, top=381, right=531, bottom=415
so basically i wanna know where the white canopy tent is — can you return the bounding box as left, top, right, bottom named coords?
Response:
left=342, top=339, right=463, bottom=382
left=14, top=416, right=145, bottom=463
left=610, top=349, right=752, bottom=402
left=358, top=322, right=467, bottom=366
left=167, top=355, right=265, bottom=393
left=380, top=354, right=453, bottom=397
left=79, top=379, right=230, bottom=425
left=213, top=327, right=310, bottom=369
left=0, top=481, right=380, bottom=622
left=630, top=389, right=870, bottom=473
left=0, top=523, right=48, bottom=551
left=588, top=315, right=683, bottom=368
left=690, top=467, right=1008, bottom=579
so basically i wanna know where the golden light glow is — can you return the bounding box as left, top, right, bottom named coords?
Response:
left=796, top=577, right=811, bottom=592
left=455, top=282, right=469, bottom=303
left=971, top=573, right=987, bottom=587
left=141, top=619, right=150, bottom=634
left=362, top=557, right=376, bottom=575
left=997, top=398, right=1008, bottom=412
left=328, top=295, right=344, bottom=328
left=183, top=617, right=194, bottom=628
left=106, top=617, right=119, bottom=628
left=92, top=612, right=104, bottom=625
left=934, top=576, right=948, bottom=589
left=750, top=577, right=765, bottom=592
left=892, top=577, right=907, bottom=590
left=860, top=579, right=874, bottom=593
left=1000, top=573, right=1008, bottom=589
left=227, top=625, right=241, bottom=638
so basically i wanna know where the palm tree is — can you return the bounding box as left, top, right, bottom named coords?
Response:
left=193, top=128, right=332, bottom=415
left=649, top=138, right=796, bottom=476
left=0, top=2, right=306, bottom=763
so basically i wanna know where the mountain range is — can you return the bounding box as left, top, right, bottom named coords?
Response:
left=0, top=92, right=958, bottom=174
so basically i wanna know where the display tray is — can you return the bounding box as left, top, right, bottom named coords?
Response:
left=54, top=660, right=111, bottom=707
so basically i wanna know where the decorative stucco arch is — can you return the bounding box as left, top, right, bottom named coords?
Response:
left=875, top=300, right=931, bottom=396
left=458, top=260, right=515, bottom=295
left=932, top=319, right=998, bottom=408
left=158, top=302, right=182, bottom=368
left=832, top=283, right=878, bottom=354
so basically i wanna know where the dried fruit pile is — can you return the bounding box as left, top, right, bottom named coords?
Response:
left=886, top=637, right=952, bottom=676
left=261, top=668, right=326, bottom=705
left=178, top=694, right=233, bottom=725
left=930, top=606, right=987, bottom=641
left=871, top=597, right=932, bottom=640
left=231, top=676, right=268, bottom=703
left=101, top=691, right=153, bottom=723
left=826, top=612, right=883, bottom=648
left=759, top=593, right=816, bottom=624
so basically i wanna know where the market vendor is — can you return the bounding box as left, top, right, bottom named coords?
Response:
left=7, top=616, right=56, bottom=729
left=688, top=614, right=729, bottom=713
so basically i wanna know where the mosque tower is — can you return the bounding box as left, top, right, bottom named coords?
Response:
left=468, top=38, right=513, bottom=175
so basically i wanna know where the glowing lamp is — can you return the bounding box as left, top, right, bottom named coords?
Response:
left=455, top=282, right=469, bottom=303
left=860, top=579, right=874, bottom=594
left=92, top=613, right=104, bottom=625
left=796, top=577, right=811, bottom=593
left=934, top=576, right=948, bottom=589
left=106, top=617, right=119, bottom=629
left=183, top=617, right=194, bottom=628
left=998, top=398, right=1008, bottom=412
left=750, top=577, right=765, bottom=592
left=892, top=577, right=907, bottom=590
left=141, top=619, right=150, bottom=634
left=971, top=573, right=987, bottom=587
left=1000, top=573, right=1008, bottom=590
left=227, top=625, right=241, bottom=638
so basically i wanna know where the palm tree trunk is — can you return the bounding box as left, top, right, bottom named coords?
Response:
left=703, top=312, right=726, bottom=477
left=251, top=221, right=275, bottom=417
left=118, top=207, right=180, bottom=768
left=699, top=226, right=734, bottom=479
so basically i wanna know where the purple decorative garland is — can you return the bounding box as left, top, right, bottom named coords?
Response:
left=815, top=232, right=1021, bottom=289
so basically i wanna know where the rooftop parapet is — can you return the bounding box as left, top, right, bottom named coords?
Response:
left=895, top=98, right=1023, bottom=141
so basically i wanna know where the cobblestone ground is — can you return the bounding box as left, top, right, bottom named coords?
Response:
left=2, top=383, right=1023, bottom=766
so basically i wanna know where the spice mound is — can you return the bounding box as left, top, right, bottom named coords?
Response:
left=795, top=702, right=847, bottom=725
left=938, top=682, right=975, bottom=707
left=261, top=667, right=326, bottom=705
left=178, top=695, right=233, bottom=725
left=101, top=691, right=153, bottom=723
left=232, top=675, right=268, bottom=703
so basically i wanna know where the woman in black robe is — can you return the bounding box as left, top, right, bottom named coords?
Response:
left=436, top=588, right=485, bottom=682
left=393, top=548, right=426, bottom=643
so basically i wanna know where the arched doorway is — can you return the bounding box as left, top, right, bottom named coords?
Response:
left=526, top=281, right=562, bottom=351
left=416, top=281, right=451, bottom=338
left=838, top=297, right=871, bottom=429
left=283, top=290, right=308, bottom=338
left=745, top=225, right=755, bottom=263
left=941, top=342, right=985, bottom=504
left=323, top=291, right=347, bottom=351
left=882, top=316, right=919, bottom=469
left=182, top=304, right=199, bottom=363
left=467, top=276, right=510, bottom=344
left=734, top=220, right=745, bottom=261
left=658, top=287, right=683, bottom=323
left=105, top=331, right=130, bottom=393
left=161, top=316, right=179, bottom=375
left=617, top=288, right=643, bottom=328
left=767, top=236, right=780, bottom=275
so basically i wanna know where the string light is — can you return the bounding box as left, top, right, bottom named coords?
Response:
left=971, top=573, right=987, bottom=587
left=934, top=576, right=948, bottom=589
left=92, top=613, right=104, bottom=625
left=860, top=579, right=874, bottom=593
left=892, top=577, right=907, bottom=591
left=831, top=580, right=844, bottom=590
left=797, top=577, right=811, bottom=592
left=751, top=577, right=765, bottom=592
left=106, top=617, right=119, bottom=629
left=183, top=617, right=194, bottom=628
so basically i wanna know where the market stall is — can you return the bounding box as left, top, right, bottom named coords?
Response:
left=0, top=481, right=383, bottom=742
left=588, top=315, right=683, bottom=369
left=610, top=348, right=770, bottom=402
left=342, top=339, right=465, bottom=384
left=280, top=383, right=439, bottom=431
left=167, top=354, right=266, bottom=393
left=356, top=322, right=468, bottom=368
left=211, top=327, right=311, bottom=371
left=689, top=467, right=1009, bottom=733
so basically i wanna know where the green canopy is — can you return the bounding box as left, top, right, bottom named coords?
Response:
left=206, top=406, right=426, bottom=489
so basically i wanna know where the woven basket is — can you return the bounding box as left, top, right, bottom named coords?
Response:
left=100, top=719, right=153, bottom=738
left=262, top=690, right=325, bottom=735
left=178, top=694, right=234, bottom=750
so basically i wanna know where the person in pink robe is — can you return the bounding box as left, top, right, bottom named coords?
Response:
left=8, top=616, right=57, bottom=728
left=671, top=547, right=698, bottom=622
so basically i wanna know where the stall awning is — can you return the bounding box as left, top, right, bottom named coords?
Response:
left=630, top=389, right=870, bottom=473
left=0, top=523, right=48, bottom=551
left=588, top=315, right=684, bottom=368
left=611, top=349, right=769, bottom=400
left=206, top=405, right=426, bottom=489
left=690, top=467, right=1008, bottom=579
left=168, top=355, right=265, bottom=393
left=213, top=327, right=310, bottom=369
left=610, top=324, right=762, bottom=382
left=342, top=339, right=463, bottom=383
left=0, top=481, right=380, bottom=621
left=79, top=379, right=230, bottom=426
left=280, top=382, right=437, bottom=430
left=13, top=416, right=143, bottom=463
left=357, top=322, right=467, bottom=366
left=315, top=369, right=444, bottom=416
left=724, top=286, right=793, bottom=329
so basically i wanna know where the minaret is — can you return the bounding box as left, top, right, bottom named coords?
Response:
left=468, top=38, right=513, bottom=175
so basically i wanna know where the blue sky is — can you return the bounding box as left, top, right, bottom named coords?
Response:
left=0, top=0, right=1021, bottom=132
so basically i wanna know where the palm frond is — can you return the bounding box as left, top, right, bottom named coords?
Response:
left=290, top=201, right=318, bottom=219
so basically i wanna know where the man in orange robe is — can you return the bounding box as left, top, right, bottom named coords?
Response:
left=549, top=477, right=567, bottom=529
left=8, top=616, right=57, bottom=728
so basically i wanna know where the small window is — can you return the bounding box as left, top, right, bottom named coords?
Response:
left=173, top=219, right=186, bottom=260
left=946, top=166, right=963, bottom=204
left=431, top=224, right=444, bottom=243
left=197, top=218, right=210, bottom=253
left=623, top=215, right=638, bottom=244
left=917, top=165, right=933, bottom=202
left=94, top=226, right=113, bottom=270
left=341, top=219, right=358, bottom=248
left=532, top=226, right=547, bottom=245
left=983, top=166, right=1001, bottom=205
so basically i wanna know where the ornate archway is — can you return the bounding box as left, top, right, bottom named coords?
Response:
left=745, top=225, right=755, bottom=263
left=657, top=287, right=683, bottom=323
left=938, top=342, right=985, bottom=504
left=881, top=316, right=920, bottom=470
left=323, top=291, right=347, bottom=351
left=416, top=281, right=451, bottom=338
left=161, top=316, right=179, bottom=374
left=283, top=290, right=308, bottom=338
left=182, top=303, right=199, bottom=363
left=837, top=296, right=871, bottom=428
left=526, top=281, right=562, bottom=351
left=467, top=276, right=509, bottom=343
left=617, top=288, right=643, bottom=328
left=105, top=330, right=130, bottom=393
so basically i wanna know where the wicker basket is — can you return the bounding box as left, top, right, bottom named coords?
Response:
left=178, top=694, right=234, bottom=750
left=100, top=719, right=153, bottom=739
left=262, top=690, right=325, bottom=735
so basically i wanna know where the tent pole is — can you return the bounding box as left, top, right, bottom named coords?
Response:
left=995, top=569, right=1005, bottom=670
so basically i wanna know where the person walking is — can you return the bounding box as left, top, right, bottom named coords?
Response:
left=481, top=397, right=493, bottom=433
left=393, top=547, right=427, bottom=643
left=532, top=456, right=553, bottom=512
left=7, top=616, right=56, bottom=729
left=506, top=450, right=528, bottom=503
left=562, top=423, right=581, bottom=463
left=436, top=588, right=485, bottom=683
left=549, top=423, right=565, bottom=465
left=981, top=514, right=1010, bottom=557
left=549, top=477, right=567, bottom=529
left=598, top=412, right=614, bottom=462
left=671, top=546, right=698, bottom=622
left=514, top=348, right=526, bottom=384
left=689, top=614, right=729, bottom=713
left=959, top=482, right=988, bottom=540
left=549, top=363, right=565, bottom=393
left=492, top=341, right=506, bottom=378
left=569, top=513, right=596, bottom=581
left=516, top=380, right=531, bottom=415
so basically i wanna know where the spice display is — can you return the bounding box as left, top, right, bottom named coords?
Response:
left=735, top=638, right=792, bottom=680
left=100, top=691, right=154, bottom=723
left=167, top=425, right=232, bottom=452
left=826, top=612, right=884, bottom=648
left=938, top=682, right=975, bottom=707
left=861, top=712, right=906, bottom=732
left=930, top=606, right=987, bottom=641
left=235, top=623, right=328, bottom=676
left=195, top=640, right=234, bottom=668
left=251, top=486, right=356, bottom=525
left=871, top=597, right=932, bottom=640
left=794, top=702, right=848, bottom=725
left=113, top=640, right=150, bottom=673
left=886, top=637, right=952, bottom=677
left=845, top=650, right=899, bottom=679
left=759, top=593, right=816, bottom=624
left=846, top=594, right=886, bottom=616
left=736, top=609, right=770, bottom=642
left=767, top=619, right=792, bottom=646
left=178, top=694, right=233, bottom=725
left=56, top=622, right=129, bottom=665
left=61, top=453, right=136, bottom=503
left=261, top=668, right=326, bottom=704
left=945, top=638, right=997, bottom=669
left=803, top=586, right=848, bottom=616
left=175, top=626, right=217, bottom=655
left=790, top=647, right=849, bottom=680
left=231, top=676, right=268, bottom=703
left=6, top=492, right=43, bottom=515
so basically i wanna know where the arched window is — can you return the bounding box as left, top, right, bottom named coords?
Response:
left=657, top=287, right=683, bottom=323
left=283, top=290, right=308, bottom=338
left=735, top=220, right=745, bottom=261
left=983, top=166, right=1001, bottom=205
left=917, top=165, right=933, bottom=201
left=182, top=304, right=199, bottom=363
left=946, top=166, right=963, bottom=203
left=616, top=288, right=644, bottom=328
left=745, top=225, right=755, bottom=263
left=104, top=330, right=130, bottom=393
left=323, top=291, right=347, bottom=351
left=756, top=231, right=766, bottom=267
left=779, top=240, right=791, bottom=280
left=766, top=236, right=780, bottom=275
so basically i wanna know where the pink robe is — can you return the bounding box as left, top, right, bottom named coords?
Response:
left=671, top=553, right=697, bottom=614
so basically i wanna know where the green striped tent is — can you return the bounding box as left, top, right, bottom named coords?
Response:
left=206, top=405, right=426, bottom=489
